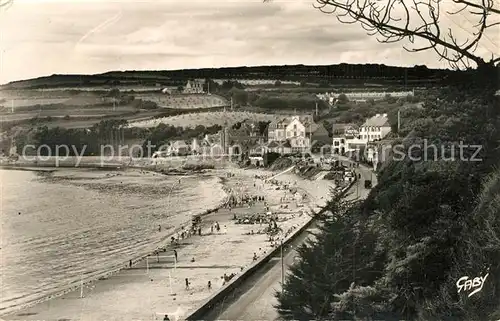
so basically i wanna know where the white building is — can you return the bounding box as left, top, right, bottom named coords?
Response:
left=359, top=113, right=391, bottom=142
left=332, top=124, right=360, bottom=155
left=285, top=116, right=306, bottom=140
left=332, top=114, right=391, bottom=156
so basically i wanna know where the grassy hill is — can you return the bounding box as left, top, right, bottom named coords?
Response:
left=1, top=64, right=454, bottom=90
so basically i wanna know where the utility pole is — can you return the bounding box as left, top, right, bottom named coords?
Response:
left=315, top=101, right=318, bottom=116
left=397, top=109, right=401, bottom=135
left=356, top=174, right=359, bottom=197
left=281, top=239, right=284, bottom=291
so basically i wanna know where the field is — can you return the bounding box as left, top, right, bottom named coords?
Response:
left=129, top=111, right=279, bottom=128
left=0, top=106, right=137, bottom=121
left=135, top=93, right=227, bottom=109
left=0, top=87, right=231, bottom=129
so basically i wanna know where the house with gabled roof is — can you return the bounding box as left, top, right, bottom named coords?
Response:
left=183, top=79, right=204, bottom=94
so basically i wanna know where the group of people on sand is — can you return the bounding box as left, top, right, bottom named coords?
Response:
left=210, top=221, right=227, bottom=234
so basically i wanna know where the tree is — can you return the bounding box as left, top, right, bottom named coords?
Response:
left=385, top=93, right=396, bottom=104
left=229, top=88, right=249, bottom=106
left=337, top=93, right=349, bottom=104
left=274, top=80, right=282, bottom=86
left=276, top=194, right=387, bottom=319
left=107, top=88, right=120, bottom=98
left=264, top=0, right=500, bottom=70
left=177, top=85, right=184, bottom=92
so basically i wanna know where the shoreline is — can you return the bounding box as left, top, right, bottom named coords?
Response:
left=1, top=166, right=333, bottom=320
left=0, top=170, right=229, bottom=317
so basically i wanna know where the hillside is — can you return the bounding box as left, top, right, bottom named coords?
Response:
left=1, top=64, right=455, bottom=90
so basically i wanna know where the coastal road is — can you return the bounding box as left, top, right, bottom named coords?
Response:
left=197, top=162, right=375, bottom=321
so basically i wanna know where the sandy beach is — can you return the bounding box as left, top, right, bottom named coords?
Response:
left=2, top=165, right=334, bottom=321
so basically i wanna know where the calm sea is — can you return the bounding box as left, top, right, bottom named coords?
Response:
left=0, top=168, right=225, bottom=315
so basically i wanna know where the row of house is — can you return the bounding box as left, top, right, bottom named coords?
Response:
left=152, top=113, right=393, bottom=170
left=152, top=115, right=330, bottom=158
left=316, top=90, right=414, bottom=104
left=152, top=119, right=264, bottom=157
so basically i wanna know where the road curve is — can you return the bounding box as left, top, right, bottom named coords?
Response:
left=198, top=160, right=375, bottom=321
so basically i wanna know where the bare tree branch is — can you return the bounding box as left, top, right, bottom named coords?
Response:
left=264, top=0, right=500, bottom=69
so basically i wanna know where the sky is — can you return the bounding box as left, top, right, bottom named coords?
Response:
left=0, top=0, right=498, bottom=84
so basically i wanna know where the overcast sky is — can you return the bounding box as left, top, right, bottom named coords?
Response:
left=0, top=0, right=498, bottom=84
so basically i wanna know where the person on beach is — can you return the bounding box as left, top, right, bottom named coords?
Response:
left=158, top=225, right=161, bottom=232
left=129, top=260, right=132, bottom=268
left=185, top=278, right=190, bottom=289
left=211, top=225, right=214, bottom=233
left=253, top=253, right=257, bottom=261
left=174, top=250, right=178, bottom=262
left=163, top=314, right=170, bottom=321
left=208, top=280, right=212, bottom=290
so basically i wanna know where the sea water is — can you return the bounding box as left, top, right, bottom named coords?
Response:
left=0, top=168, right=225, bottom=315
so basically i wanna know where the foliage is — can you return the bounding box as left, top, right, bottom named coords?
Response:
left=142, top=123, right=222, bottom=152
left=14, top=120, right=222, bottom=156
left=276, top=196, right=386, bottom=319
left=228, top=87, right=249, bottom=106
left=277, top=74, right=500, bottom=320
left=254, top=95, right=326, bottom=111
left=337, top=93, right=349, bottom=104
left=131, top=99, right=159, bottom=109
left=220, top=80, right=244, bottom=90
left=303, top=0, right=500, bottom=69
left=322, top=99, right=402, bottom=125
left=231, top=120, right=270, bottom=136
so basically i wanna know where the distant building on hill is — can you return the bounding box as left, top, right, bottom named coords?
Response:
left=183, top=80, right=204, bottom=94
left=169, top=140, right=190, bottom=156
left=359, top=113, right=391, bottom=142
left=317, top=90, right=414, bottom=104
